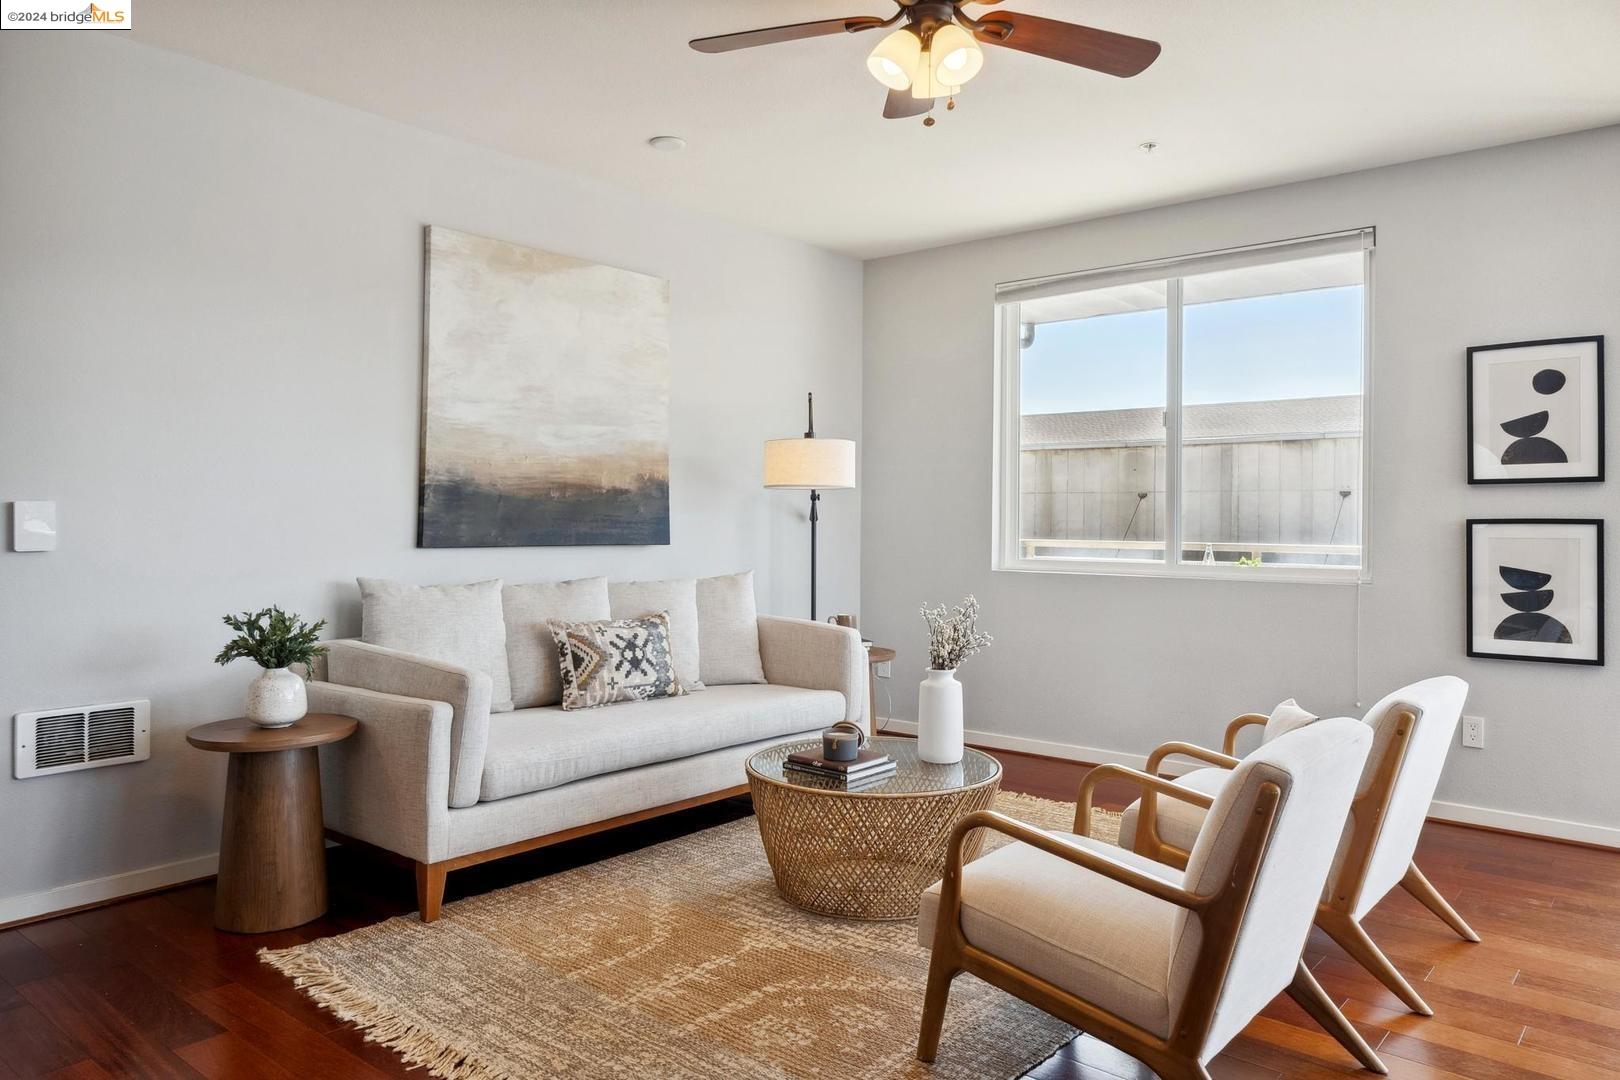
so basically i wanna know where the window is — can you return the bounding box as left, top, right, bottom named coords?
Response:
left=996, top=231, right=1371, bottom=581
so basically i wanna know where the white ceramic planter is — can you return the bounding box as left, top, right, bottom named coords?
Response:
left=917, top=668, right=964, bottom=764
left=246, top=666, right=307, bottom=728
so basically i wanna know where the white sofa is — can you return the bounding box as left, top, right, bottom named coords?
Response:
left=307, top=603, right=866, bottom=921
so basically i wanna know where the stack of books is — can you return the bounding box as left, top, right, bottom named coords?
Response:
left=784, top=747, right=897, bottom=789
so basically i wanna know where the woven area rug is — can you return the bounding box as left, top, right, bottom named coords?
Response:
left=263, top=793, right=1121, bottom=1080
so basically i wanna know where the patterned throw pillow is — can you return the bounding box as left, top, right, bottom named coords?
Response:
left=550, top=613, right=686, bottom=711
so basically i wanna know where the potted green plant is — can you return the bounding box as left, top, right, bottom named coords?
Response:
left=215, top=607, right=328, bottom=727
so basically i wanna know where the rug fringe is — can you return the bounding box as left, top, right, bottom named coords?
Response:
left=259, top=945, right=518, bottom=1080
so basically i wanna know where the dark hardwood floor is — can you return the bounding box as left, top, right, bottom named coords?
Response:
left=2, top=748, right=1617, bottom=1079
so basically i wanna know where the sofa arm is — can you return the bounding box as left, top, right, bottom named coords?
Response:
left=323, top=639, right=491, bottom=809
left=309, top=682, right=452, bottom=865
left=757, top=616, right=866, bottom=731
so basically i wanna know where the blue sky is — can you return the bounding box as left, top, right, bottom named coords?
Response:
left=1019, top=285, right=1364, bottom=414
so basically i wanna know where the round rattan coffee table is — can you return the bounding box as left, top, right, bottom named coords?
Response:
left=746, top=737, right=1002, bottom=920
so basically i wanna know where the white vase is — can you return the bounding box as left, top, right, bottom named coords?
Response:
left=917, top=668, right=964, bottom=764
left=246, top=666, right=307, bottom=728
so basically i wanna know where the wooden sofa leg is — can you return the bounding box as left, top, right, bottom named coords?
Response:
left=415, top=861, right=447, bottom=923
left=1286, top=960, right=1388, bottom=1073
left=1400, top=862, right=1481, bottom=942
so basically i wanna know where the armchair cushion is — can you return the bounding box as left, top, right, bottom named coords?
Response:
left=359, top=577, right=514, bottom=713
left=1116, top=767, right=1229, bottom=855
left=503, top=577, right=611, bottom=708
left=919, top=832, right=1184, bottom=1037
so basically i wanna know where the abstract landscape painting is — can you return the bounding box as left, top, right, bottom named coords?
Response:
left=419, top=226, right=670, bottom=547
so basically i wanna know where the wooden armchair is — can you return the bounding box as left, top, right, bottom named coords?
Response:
left=917, top=719, right=1384, bottom=1080
left=1118, top=676, right=1479, bottom=1016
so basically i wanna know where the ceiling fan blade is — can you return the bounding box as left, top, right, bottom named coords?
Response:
left=690, top=15, right=887, bottom=54
left=972, top=12, right=1160, bottom=77
left=882, top=89, right=934, bottom=119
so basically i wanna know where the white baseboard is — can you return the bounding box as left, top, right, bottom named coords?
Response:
left=876, top=717, right=1619, bottom=850
left=877, top=717, right=1158, bottom=773
left=1425, top=800, right=1620, bottom=849
left=0, top=852, right=218, bottom=928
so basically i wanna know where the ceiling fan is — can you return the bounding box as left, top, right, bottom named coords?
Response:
left=690, top=1, right=1160, bottom=124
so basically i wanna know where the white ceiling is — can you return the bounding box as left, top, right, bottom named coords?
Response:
left=128, top=1, right=1620, bottom=259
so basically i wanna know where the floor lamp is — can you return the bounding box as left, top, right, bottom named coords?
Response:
left=764, top=393, right=856, bottom=621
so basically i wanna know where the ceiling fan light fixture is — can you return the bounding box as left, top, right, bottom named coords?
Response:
left=866, top=27, right=920, bottom=91
left=928, top=22, right=983, bottom=88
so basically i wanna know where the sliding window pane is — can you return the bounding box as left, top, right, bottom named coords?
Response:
left=1178, top=253, right=1364, bottom=568
left=1018, top=280, right=1167, bottom=562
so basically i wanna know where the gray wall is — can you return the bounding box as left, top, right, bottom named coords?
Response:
left=864, top=127, right=1619, bottom=834
left=0, top=35, right=863, bottom=909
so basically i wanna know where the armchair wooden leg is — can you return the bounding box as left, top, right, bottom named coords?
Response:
left=1286, top=960, right=1388, bottom=1074
left=415, top=861, right=447, bottom=923
left=915, top=949, right=959, bottom=1063
left=1317, top=908, right=1433, bottom=1016
left=1400, top=862, right=1481, bottom=943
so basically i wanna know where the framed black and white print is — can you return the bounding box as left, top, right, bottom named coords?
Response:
left=1467, top=519, right=1603, bottom=666
left=1468, top=336, right=1604, bottom=483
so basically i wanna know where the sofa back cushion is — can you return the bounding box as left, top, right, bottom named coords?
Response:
left=609, top=578, right=705, bottom=690
left=696, top=572, right=766, bottom=686
left=359, top=578, right=513, bottom=712
left=503, top=577, right=611, bottom=708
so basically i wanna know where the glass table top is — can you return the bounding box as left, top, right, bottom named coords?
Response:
left=747, top=737, right=1000, bottom=795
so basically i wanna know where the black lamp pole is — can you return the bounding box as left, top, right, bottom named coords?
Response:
left=804, top=392, right=820, bottom=621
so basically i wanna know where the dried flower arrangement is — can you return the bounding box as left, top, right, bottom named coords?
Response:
left=919, top=594, right=993, bottom=671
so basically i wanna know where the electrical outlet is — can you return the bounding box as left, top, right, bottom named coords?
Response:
left=1461, top=715, right=1485, bottom=749
left=874, top=661, right=891, bottom=679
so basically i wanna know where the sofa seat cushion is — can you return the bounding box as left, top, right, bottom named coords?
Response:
left=1117, top=767, right=1228, bottom=855
left=919, top=831, right=1183, bottom=1038
left=479, top=683, right=844, bottom=802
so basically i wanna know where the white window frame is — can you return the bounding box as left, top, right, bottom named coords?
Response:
left=992, top=229, right=1374, bottom=585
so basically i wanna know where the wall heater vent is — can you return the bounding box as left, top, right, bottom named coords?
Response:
left=14, top=700, right=150, bottom=779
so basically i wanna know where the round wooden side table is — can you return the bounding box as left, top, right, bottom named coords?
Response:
left=187, top=713, right=356, bottom=934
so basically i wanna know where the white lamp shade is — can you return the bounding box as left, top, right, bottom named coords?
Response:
left=929, top=23, right=983, bottom=89
left=866, top=27, right=921, bottom=91
left=763, top=437, right=856, bottom=490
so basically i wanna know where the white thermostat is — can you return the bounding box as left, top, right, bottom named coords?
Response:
left=12, top=501, right=56, bottom=551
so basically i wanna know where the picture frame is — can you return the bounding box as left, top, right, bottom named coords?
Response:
left=1467, top=336, right=1604, bottom=484
left=1466, top=518, right=1604, bottom=666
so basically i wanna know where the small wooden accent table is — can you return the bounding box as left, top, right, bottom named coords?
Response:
left=865, top=644, right=895, bottom=726
left=187, top=713, right=356, bottom=934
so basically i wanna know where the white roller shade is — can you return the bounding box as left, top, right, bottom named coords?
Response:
left=998, top=229, right=1373, bottom=324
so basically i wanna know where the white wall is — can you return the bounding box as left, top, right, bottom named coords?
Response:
left=0, top=34, right=862, bottom=915
left=863, top=126, right=1620, bottom=843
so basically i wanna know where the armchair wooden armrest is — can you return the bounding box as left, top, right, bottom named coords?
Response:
left=1072, top=763, right=1215, bottom=836
left=1075, top=763, right=1216, bottom=871
left=1222, top=713, right=1270, bottom=756
left=1145, top=740, right=1241, bottom=777
left=943, top=810, right=1204, bottom=912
